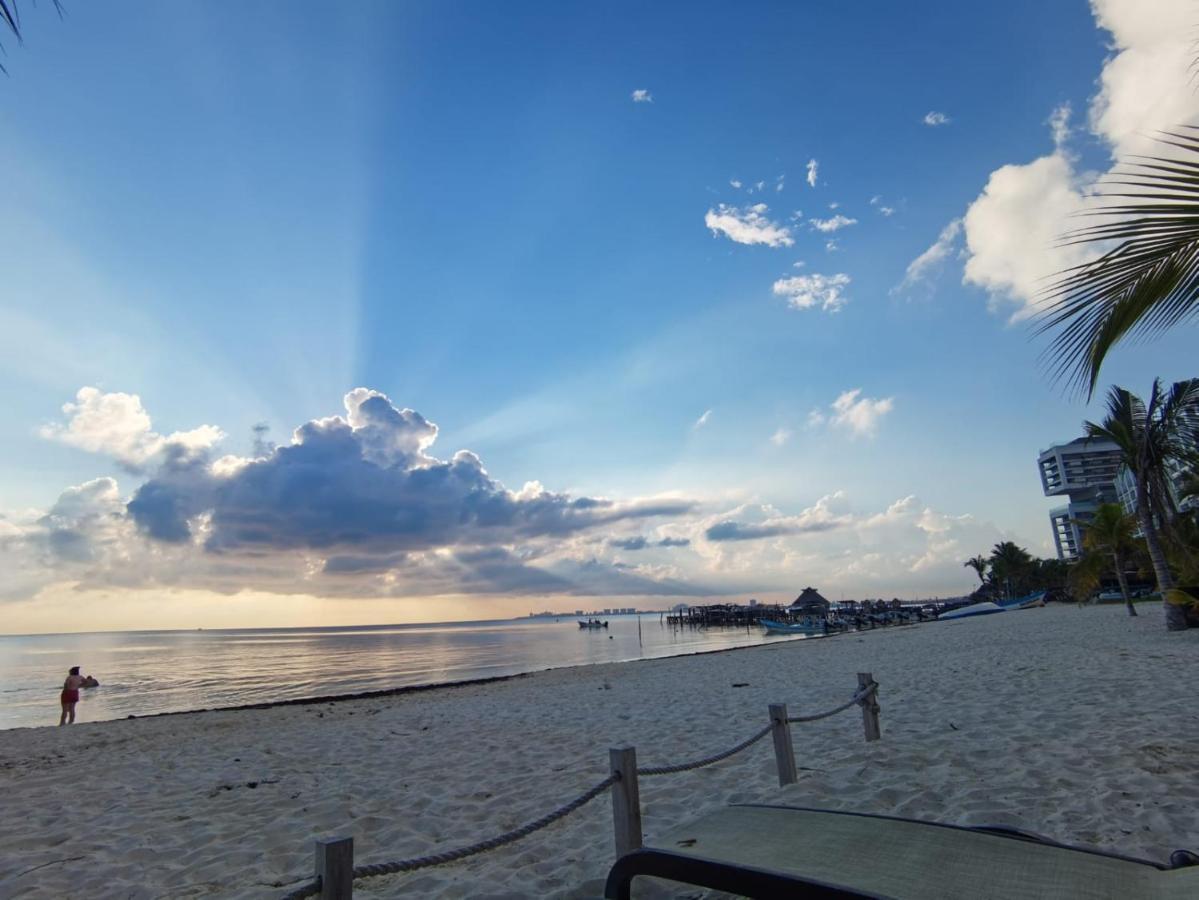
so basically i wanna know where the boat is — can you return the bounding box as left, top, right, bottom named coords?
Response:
left=760, top=618, right=823, bottom=635
left=578, top=620, right=608, bottom=629
left=997, top=591, right=1047, bottom=611
left=937, top=601, right=1005, bottom=620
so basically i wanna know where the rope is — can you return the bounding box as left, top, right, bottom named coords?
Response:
left=786, top=683, right=876, bottom=724
left=280, top=681, right=881, bottom=897
left=282, top=773, right=618, bottom=896
left=636, top=723, right=774, bottom=775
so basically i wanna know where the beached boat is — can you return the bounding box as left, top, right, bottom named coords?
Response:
left=937, top=601, right=1004, bottom=620
left=997, top=591, right=1047, bottom=611
left=578, top=620, right=608, bottom=629
left=760, top=618, right=823, bottom=635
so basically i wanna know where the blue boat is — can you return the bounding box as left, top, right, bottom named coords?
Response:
left=760, top=618, right=823, bottom=635
left=997, top=591, right=1047, bottom=610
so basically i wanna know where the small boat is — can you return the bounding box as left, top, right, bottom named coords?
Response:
left=760, top=618, right=823, bottom=635
left=937, top=601, right=1004, bottom=620
left=578, top=620, right=608, bottom=629
left=997, top=591, right=1047, bottom=611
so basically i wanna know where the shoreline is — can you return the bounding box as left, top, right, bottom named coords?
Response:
left=5, top=624, right=839, bottom=732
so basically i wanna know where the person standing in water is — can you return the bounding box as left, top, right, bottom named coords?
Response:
left=59, top=666, right=88, bottom=726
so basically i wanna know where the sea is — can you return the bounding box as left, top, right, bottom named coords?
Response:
left=0, top=614, right=813, bottom=730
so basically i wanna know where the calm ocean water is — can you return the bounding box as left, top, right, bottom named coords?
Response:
left=0, top=615, right=813, bottom=730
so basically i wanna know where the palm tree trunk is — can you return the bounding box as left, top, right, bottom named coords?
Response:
left=1137, top=481, right=1183, bottom=630
left=1112, top=552, right=1136, bottom=617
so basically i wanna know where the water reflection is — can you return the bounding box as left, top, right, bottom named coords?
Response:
left=0, top=616, right=814, bottom=729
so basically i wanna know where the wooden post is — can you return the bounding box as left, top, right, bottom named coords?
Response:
left=609, top=746, right=643, bottom=855
left=768, top=703, right=797, bottom=786
left=857, top=672, right=881, bottom=742
left=315, top=836, right=354, bottom=900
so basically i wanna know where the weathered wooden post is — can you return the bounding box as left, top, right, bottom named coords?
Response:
left=315, top=836, right=354, bottom=900
left=857, top=672, right=881, bottom=742
left=609, top=745, right=643, bottom=855
left=768, top=703, right=797, bottom=786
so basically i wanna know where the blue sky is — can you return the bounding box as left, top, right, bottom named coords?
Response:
left=2, top=1, right=1196, bottom=631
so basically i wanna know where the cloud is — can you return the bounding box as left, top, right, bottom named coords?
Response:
left=7, top=388, right=706, bottom=601
left=893, top=218, right=963, bottom=296
left=808, top=214, right=857, bottom=233
left=776, top=176, right=785, bottom=192
left=805, top=159, right=819, bottom=188
left=769, top=427, right=791, bottom=447
left=631, top=89, right=653, bottom=103
left=704, top=493, right=851, bottom=542
left=959, top=0, right=1199, bottom=319
left=704, top=204, right=794, bottom=247
left=40, top=387, right=224, bottom=471
left=805, top=390, right=895, bottom=438
left=923, top=111, right=951, bottom=126
left=610, top=535, right=692, bottom=551
left=825, top=240, right=839, bottom=253
left=772, top=273, right=851, bottom=312
left=693, top=409, right=712, bottom=429
left=828, top=389, right=894, bottom=438
left=729, top=179, right=742, bottom=189
left=870, top=196, right=895, bottom=216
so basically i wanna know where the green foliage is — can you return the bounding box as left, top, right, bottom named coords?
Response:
left=1039, top=130, right=1199, bottom=397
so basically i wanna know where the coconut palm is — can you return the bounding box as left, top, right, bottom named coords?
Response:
left=1084, top=379, right=1199, bottom=630
left=988, top=541, right=1034, bottom=600
left=1078, top=503, right=1140, bottom=617
left=1039, top=129, right=1199, bottom=398
left=963, top=554, right=988, bottom=586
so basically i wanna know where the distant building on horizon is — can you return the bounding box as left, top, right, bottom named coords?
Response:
left=1038, top=437, right=1123, bottom=561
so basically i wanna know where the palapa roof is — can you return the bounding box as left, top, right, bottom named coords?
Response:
left=790, top=587, right=831, bottom=609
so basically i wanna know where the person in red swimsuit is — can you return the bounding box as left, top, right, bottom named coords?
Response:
left=59, top=666, right=87, bottom=726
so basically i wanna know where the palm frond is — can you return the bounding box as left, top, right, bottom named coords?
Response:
left=1038, top=130, right=1199, bottom=397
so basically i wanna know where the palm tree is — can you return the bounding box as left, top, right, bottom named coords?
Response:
left=1039, top=129, right=1199, bottom=397
left=963, top=555, right=988, bottom=586
left=1084, top=379, right=1199, bottom=630
left=1079, top=503, right=1140, bottom=617
left=988, top=541, right=1034, bottom=600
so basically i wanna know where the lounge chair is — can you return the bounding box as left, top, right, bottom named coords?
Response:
left=604, top=804, right=1199, bottom=899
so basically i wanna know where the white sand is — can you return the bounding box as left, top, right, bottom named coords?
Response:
left=1, top=603, right=1197, bottom=899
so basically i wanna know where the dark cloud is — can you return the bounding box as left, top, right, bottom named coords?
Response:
left=704, top=519, right=839, bottom=542
left=609, top=535, right=692, bottom=551
left=128, top=389, right=696, bottom=564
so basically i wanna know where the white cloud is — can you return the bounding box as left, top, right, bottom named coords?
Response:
left=769, top=427, right=791, bottom=447
left=693, top=409, right=713, bottom=430
left=962, top=152, right=1090, bottom=317
left=923, top=111, right=951, bottom=126
left=729, top=179, right=742, bottom=189
left=776, top=176, right=785, bottom=192
left=894, top=217, right=963, bottom=296
left=960, top=0, right=1199, bottom=319
left=869, top=196, right=895, bottom=216
left=805, top=159, right=819, bottom=188
left=772, top=272, right=851, bottom=312
left=806, top=389, right=893, bottom=438
left=1048, top=102, right=1072, bottom=148
left=631, top=89, right=653, bottom=103
left=704, top=203, right=794, bottom=247
left=825, top=240, right=839, bottom=253
left=809, top=214, right=858, bottom=233
left=831, top=389, right=893, bottom=438
left=40, top=387, right=224, bottom=470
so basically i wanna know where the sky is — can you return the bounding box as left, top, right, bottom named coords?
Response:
left=2, top=0, right=1197, bottom=633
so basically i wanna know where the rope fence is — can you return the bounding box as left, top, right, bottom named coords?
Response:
left=280, top=672, right=882, bottom=899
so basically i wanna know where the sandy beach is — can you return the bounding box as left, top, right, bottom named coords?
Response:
left=2, top=602, right=1197, bottom=899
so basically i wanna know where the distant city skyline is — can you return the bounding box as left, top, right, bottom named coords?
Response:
left=2, top=0, right=1197, bottom=633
